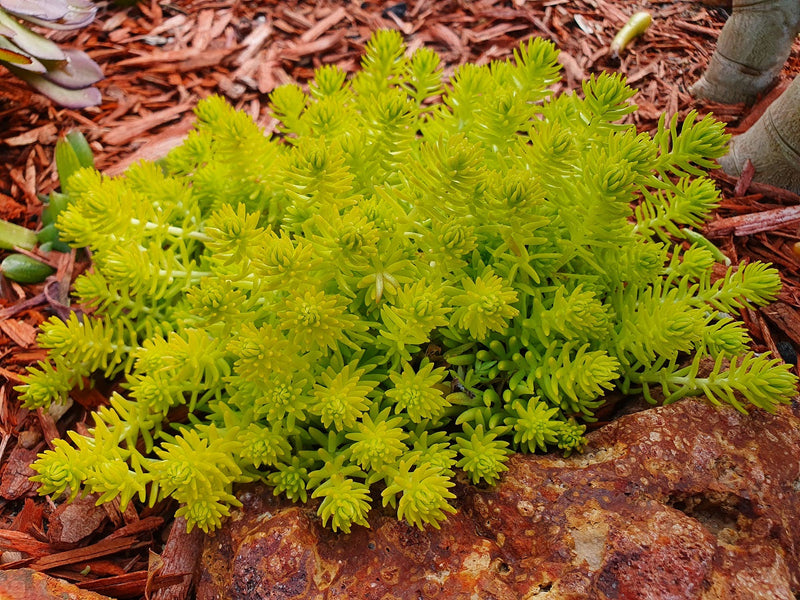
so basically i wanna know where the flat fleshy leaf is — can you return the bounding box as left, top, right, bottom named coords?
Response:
left=0, top=36, right=45, bottom=71
left=1, top=0, right=96, bottom=30
left=0, top=10, right=65, bottom=60
left=40, top=49, right=102, bottom=89
left=14, top=12, right=95, bottom=31
left=63, top=2, right=96, bottom=30
left=0, top=44, right=31, bottom=65
left=8, top=65, right=101, bottom=108
left=0, top=0, right=70, bottom=20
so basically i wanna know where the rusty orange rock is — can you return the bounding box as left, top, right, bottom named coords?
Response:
left=197, top=397, right=800, bottom=599
left=0, top=568, right=111, bottom=600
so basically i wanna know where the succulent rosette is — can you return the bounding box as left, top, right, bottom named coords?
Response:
left=0, top=0, right=102, bottom=108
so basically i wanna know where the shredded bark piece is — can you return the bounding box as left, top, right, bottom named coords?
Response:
left=151, top=518, right=204, bottom=600
left=705, top=205, right=800, bottom=238
left=29, top=536, right=140, bottom=571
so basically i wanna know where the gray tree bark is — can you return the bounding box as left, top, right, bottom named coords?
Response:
left=718, top=75, right=800, bottom=194
left=690, top=0, right=800, bottom=104
left=690, top=0, right=800, bottom=193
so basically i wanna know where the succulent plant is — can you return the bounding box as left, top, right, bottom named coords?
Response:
left=21, top=32, right=798, bottom=535
left=0, top=0, right=102, bottom=108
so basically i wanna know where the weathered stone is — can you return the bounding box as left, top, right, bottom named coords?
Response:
left=0, top=568, right=111, bottom=600
left=47, top=495, right=108, bottom=544
left=197, top=398, right=800, bottom=599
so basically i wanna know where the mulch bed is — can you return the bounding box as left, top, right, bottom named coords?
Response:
left=0, top=1, right=798, bottom=598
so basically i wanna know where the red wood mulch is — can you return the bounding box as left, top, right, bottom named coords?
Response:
left=0, top=1, right=799, bottom=598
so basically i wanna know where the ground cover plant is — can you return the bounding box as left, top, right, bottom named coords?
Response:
left=18, top=31, right=798, bottom=535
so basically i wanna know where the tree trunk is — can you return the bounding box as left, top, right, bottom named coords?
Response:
left=719, top=75, right=800, bottom=194
left=690, top=0, right=800, bottom=104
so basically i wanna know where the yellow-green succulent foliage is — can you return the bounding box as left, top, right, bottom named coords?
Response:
left=21, top=31, right=797, bottom=534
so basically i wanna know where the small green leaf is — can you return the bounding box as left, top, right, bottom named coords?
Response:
left=610, top=11, right=652, bottom=57
left=38, top=241, right=71, bottom=253
left=41, top=192, right=70, bottom=226
left=1, top=253, right=55, bottom=283
left=55, top=135, right=83, bottom=186
left=36, top=223, right=61, bottom=244
left=65, top=130, right=94, bottom=168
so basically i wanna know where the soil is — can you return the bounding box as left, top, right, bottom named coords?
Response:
left=0, top=1, right=798, bottom=598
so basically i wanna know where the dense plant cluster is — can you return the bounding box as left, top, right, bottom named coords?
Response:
left=19, top=31, right=797, bottom=534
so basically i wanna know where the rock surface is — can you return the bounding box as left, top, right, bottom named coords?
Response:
left=0, top=568, right=111, bottom=600
left=197, top=398, right=800, bottom=599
